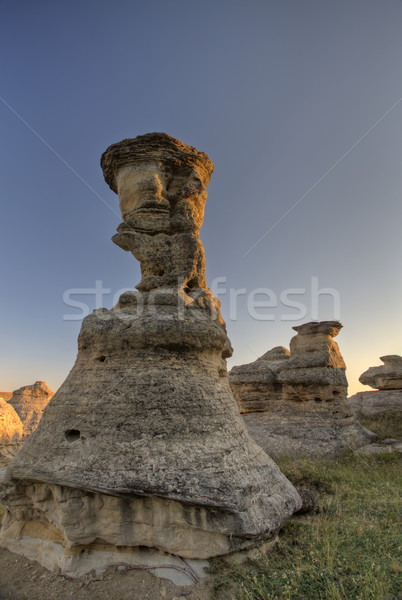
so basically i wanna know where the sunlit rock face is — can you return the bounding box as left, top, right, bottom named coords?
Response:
left=0, top=398, right=23, bottom=467
left=101, top=134, right=222, bottom=321
left=9, top=381, right=54, bottom=437
left=348, top=355, right=402, bottom=416
left=231, top=321, right=376, bottom=458
left=1, top=133, right=301, bottom=580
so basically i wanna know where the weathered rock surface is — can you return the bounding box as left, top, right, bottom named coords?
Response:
left=1, top=133, right=301, bottom=580
left=229, top=347, right=290, bottom=413
left=348, top=356, right=402, bottom=416
left=359, top=355, right=402, bottom=390
left=279, top=321, right=347, bottom=402
left=9, top=381, right=54, bottom=437
left=357, top=441, right=402, bottom=455
left=0, top=392, right=12, bottom=402
left=0, top=398, right=24, bottom=467
left=234, top=321, right=375, bottom=458
left=294, top=489, right=319, bottom=515
left=348, top=390, right=402, bottom=415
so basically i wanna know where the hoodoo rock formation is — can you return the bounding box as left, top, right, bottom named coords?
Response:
left=231, top=321, right=375, bottom=458
left=9, top=381, right=54, bottom=437
left=229, top=346, right=290, bottom=413
left=1, top=133, right=301, bottom=583
left=0, top=398, right=23, bottom=467
left=349, top=355, right=402, bottom=415
left=359, top=355, right=402, bottom=390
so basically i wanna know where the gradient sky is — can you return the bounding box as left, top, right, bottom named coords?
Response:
left=1, top=0, right=401, bottom=396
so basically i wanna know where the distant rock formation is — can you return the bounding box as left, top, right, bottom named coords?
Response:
left=349, top=355, right=402, bottom=415
left=0, top=392, right=13, bottom=402
left=229, top=346, right=290, bottom=413
left=279, top=321, right=347, bottom=402
left=230, top=321, right=375, bottom=458
left=1, top=133, right=301, bottom=582
left=359, top=355, right=402, bottom=390
left=0, top=398, right=23, bottom=467
left=9, top=381, right=54, bottom=437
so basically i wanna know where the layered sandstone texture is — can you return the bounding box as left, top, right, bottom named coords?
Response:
left=9, top=381, right=54, bottom=437
left=359, top=355, right=402, bottom=390
left=0, top=398, right=23, bottom=467
left=1, top=133, right=301, bottom=582
left=348, top=355, right=402, bottom=416
left=235, top=321, right=375, bottom=458
left=348, top=390, right=402, bottom=416
left=229, top=346, right=290, bottom=413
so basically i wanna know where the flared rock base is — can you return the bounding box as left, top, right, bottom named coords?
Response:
left=0, top=479, right=282, bottom=584
left=0, top=481, right=279, bottom=585
left=0, top=535, right=209, bottom=586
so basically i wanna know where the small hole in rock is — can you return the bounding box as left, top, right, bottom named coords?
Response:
left=97, top=355, right=106, bottom=362
left=314, top=397, right=322, bottom=402
left=65, top=429, right=81, bottom=442
left=333, top=390, right=340, bottom=396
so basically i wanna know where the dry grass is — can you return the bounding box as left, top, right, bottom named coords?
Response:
left=359, top=411, right=402, bottom=441
left=211, top=450, right=402, bottom=600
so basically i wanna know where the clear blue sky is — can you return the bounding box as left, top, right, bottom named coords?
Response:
left=1, top=0, right=401, bottom=395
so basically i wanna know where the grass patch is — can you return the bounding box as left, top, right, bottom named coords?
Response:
left=358, top=411, right=402, bottom=441
left=212, top=451, right=402, bottom=600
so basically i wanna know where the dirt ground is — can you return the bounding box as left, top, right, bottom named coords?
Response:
left=0, top=547, right=220, bottom=600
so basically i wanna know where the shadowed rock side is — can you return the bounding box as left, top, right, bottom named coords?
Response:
left=229, top=346, right=290, bottom=413
left=348, top=390, right=402, bottom=416
left=0, top=398, right=23, bottom=467
left=231, top=321, right=376, bottom=458
left=1, top=133, right=301, bottom=580
left=349, top=355, right=402, bottom=415
left=359, top=355, right=402, bottom=390
left=9, top=381, right=54, bottom=437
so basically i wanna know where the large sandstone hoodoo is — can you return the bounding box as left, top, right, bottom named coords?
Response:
left=232, top=321, right=375, bottom=458
left=1, top=133, right=301, bottom=582
left=0, top=398, right=23, bottom=467
left=9, top=381, right=54, bottom=437
left=349, top=355, right=402, bottom=415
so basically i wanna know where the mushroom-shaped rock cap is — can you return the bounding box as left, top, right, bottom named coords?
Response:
left=359, top=354, right=402, bottom=390
left=101, top=132, right=214, bottom=193
left=292, top=321, right=342, bottom=338
left=380, top=355, right=402, bottom=365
